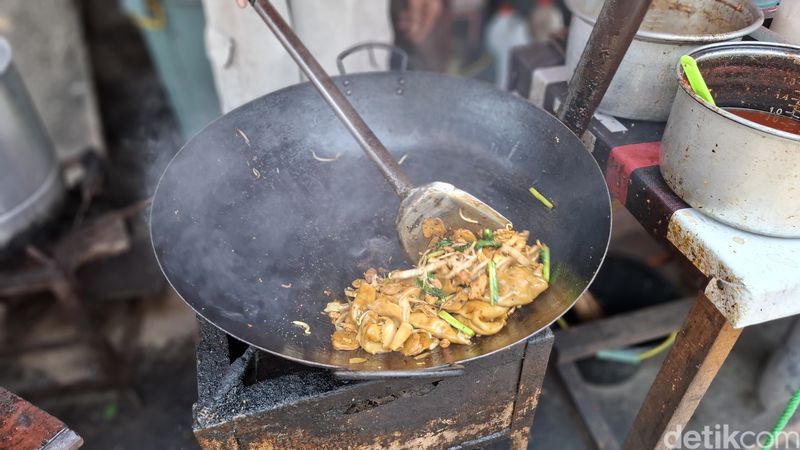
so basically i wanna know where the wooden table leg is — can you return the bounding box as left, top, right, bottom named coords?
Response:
left=622, top=293, right=742, bottom=450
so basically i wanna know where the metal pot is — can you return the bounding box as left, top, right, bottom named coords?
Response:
left=564, top=0, right=762, bottom=121
left=0, top=38, right=64, bottom=249
left=660, top=42, right=800, bottom=238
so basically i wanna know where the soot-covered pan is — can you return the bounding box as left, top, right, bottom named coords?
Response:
left=150, top=71, right=611, bottom=375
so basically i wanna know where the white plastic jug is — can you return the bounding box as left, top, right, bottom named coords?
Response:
left=486, top=5, right=532, bottom=89
left=771, top=0, right=800, bottom=45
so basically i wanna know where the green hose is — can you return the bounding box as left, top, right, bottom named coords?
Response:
left=762, top=385, right=800, bottom=450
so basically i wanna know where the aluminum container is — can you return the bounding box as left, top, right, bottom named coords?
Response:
left=660, top=42, right=800, bottom=238
left=0, top=38, right=64, bottom=249
left=565, top=0, right=763, bottom=121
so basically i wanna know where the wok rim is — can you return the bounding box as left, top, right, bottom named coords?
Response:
left=149, top=70, right=613, bottom=372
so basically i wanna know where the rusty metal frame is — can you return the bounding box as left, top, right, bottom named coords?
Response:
left=0, top=387, right=83, bottom=449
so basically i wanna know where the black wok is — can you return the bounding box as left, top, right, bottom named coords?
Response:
left=150, top=71, right=611, bottom=375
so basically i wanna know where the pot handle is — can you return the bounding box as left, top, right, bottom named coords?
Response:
left=336, top=42, right=409, bottom=75
left=333, top=364, right=465, bottom=380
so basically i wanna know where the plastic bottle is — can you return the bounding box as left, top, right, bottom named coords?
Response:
left=530, top=0, right=565, bottom=42
left=486, top=4, right=532, bottom=89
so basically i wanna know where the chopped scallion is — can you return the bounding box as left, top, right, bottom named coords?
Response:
left=529, top=186, right=554, bottom=209
left=437, top=238, right=471, bottom=252
left=435, top=238, right=453, bottom=249
left=475, top=239, right=501, bottom=250
left=488, top=260, right=499, bottom=305
left=541, top=245, right=550, bottom=282
left=416, top=276, right=445, bottom=299
left=438, top=310, right=475, bottom=337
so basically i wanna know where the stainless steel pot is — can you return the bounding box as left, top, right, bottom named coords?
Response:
left=660, top=42, right=800, bottom=238
left=565, top=0, right=762, bottom=121
left=0, top=38, right=64, bottom=249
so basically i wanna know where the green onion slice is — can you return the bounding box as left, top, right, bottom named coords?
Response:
left=541, top=245, right=550, bottom=282
left=426, top=250, right=445, bottom=259
left=438, top=310, right=475, bottom=337
left=529, top=186, right=554, bottom=209
left=488, top=259, right=499, bottom=305
left=475, top=239, right=501, bottom=250
left=416, top=276, right=445, bottom=299
left=435, top=238, right=453, bottom=249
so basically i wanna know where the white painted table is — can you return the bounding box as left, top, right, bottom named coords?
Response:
left=667, top=208, right=800, bottom=328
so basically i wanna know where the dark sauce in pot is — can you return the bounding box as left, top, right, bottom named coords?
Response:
left=725, top=107, right=800, bottom=136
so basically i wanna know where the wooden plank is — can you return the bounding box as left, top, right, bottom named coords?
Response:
left=0, top=268, right=60, bottom=296
left=510, top=328, right=554, bottom=450
left=557, top=362, right=621, bottom=450
left=555, top=297, right=693, bottom=363
left=621, top=293, right=742, bottom=450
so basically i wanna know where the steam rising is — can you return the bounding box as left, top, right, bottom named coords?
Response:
left=149, top=73, right=611, bottom=369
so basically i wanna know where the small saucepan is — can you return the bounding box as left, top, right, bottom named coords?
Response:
left=660, top=42, right=800, bottom=237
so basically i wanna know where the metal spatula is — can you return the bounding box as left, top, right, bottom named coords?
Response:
left=248, top=0, right=510, bottom=262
